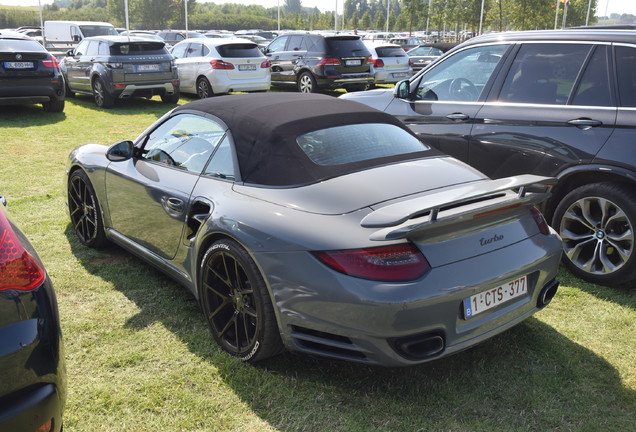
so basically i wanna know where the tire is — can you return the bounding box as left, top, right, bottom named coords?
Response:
left=199, top=239, right=283, bottom=362
left=196, top=77, right=213, bottom=99
left=92, top=77, right=114, bottom=108
left=161, top=88, right=180, bottom=104
left=345, top=83, right=371, bottom=92
left=553, top=183, right=636, bottom=287
left=42, top=98, right=65, bottom=113
left=67, top=169, right=108, bottom=248
left=65, top=80, right=75, bottom=98
left=297, top=71, right=318, bottom=93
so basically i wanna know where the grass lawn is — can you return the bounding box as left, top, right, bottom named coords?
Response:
left=1, top=94, right=634, bottom=432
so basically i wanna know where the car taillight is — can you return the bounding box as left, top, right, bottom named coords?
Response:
left=317, top=57, right=340, bottom=66
left=0, top=210, right=45, bottom=292
left=210, top=59, right=235, bottom=70
left=530, top=207, right=550, bottom=235
left=313, top=243, right=430, bottom=282
left=106, top=62, right=123, bottom=69
left=261, top=59, right=271, bottom=68
left=41, top=57, right=59, bottom=68
left=408, top=58, right=413, bottom=66
left=373, top=58, right=384, bottom=68
left=366, top=55, right=373, bottom=64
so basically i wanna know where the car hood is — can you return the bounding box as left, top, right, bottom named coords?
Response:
left=233, top=156, right=485, bottom=215
left=339, top=87, right=395, bottom=111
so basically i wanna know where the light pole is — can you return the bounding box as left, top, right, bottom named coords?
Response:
left=386, top=0, right=390, bottom=32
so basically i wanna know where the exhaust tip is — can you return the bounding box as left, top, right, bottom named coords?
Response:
left=537, top=280, right=559, bottom=308
left=389, top=331, right=445, bottom=360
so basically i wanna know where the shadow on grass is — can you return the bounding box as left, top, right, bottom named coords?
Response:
left=0, top=104, right=66, bottom=126
left=65, top=225, right=635, bottom=431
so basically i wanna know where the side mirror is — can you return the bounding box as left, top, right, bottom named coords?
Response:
left=394, top=80, right=411, bottom=99
left=66, top=49, right=75, bottom=57
left=107, top=140, right=135, bottom=162
left=72, top=34, right=81, bottom=42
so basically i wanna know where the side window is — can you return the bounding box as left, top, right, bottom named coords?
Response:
left=267, top=36, right=288, bottom=53
left=202, top=44, right=210, bottom=56
left=141, top=114, right=226, bottom=174
left=499, top=43, right=592, bottom=105
left=171, top=43, right=188, bottom=59
left=415, top=44, right=509, bottom=102
left=98, top=41, right=109, bottom=55
left=288, top=35, right=304, bottom=51
left=85, top=41, right=99, bottom=56
left=186, top=43, right=202, bottom=57
left=571, top=45, right=612, bottom=107
left=615, top=45, right=636, bottom=108
left=203, top=135, right=235, bottom=180
left=74, top=40, right=89, bottom=56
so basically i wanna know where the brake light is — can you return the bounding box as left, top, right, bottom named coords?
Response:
left=317, top=57, right=340, bottom=66
left=41, top=58, right=59, bottom=68
left=366, top=55, right=373, bottom=64
left=210, top=59, right=234, bottom=70
left=408, top=58, right=413, bottom=66
left=0, top=210, right=45, bottom=292
left=260, top=59, right=271, bottom=68
left=372, top=58, right=384, bottom=68
left=530, top=207, right=550, bottom=235
left=313, top=243, right=430, bottom=282
left=106, top=62, right=123, bottom=69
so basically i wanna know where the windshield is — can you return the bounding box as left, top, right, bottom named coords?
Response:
left=79, top=25, right=118, bottom=37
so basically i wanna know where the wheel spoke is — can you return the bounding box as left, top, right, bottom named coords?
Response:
left=218, top=313, right=237, bottom=338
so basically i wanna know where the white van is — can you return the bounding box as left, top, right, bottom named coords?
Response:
left=44, top=21, right=118, bottom=43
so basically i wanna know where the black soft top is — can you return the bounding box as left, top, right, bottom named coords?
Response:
left=174, top=93, right=431, bottom=187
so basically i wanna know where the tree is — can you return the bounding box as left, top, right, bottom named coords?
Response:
left=360, top=10, right=372, bottom=29
left=285, top=0, right=302, bottom=14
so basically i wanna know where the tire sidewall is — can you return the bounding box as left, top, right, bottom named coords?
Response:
left=68, top=170, right=107, bottom=248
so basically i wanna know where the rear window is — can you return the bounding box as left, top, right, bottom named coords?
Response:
left=375, top=46, right=407, bottom=57
left=0, top=39, right=45, bottom=52
left=79, top=25, right=118, bottom=37
left=216, top=43, right=261, bottom=58
left=324, top=37, right=370, bottom=57
left=111, top=42, right=169, bottom=55
left=297, top=123, right=429, bottom=166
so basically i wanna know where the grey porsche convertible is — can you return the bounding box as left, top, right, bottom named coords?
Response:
left=66, top=93, right=561, bottom=367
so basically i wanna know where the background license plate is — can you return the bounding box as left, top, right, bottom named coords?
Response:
left=345, top=60, right=361, bottom=66
left=238, top=64, right=256, bottom=71
left=4, top=61, right=34, bottom=69
left=137, top=64, right=160, bottom=72
left=463, top=275, right=528, bottom=319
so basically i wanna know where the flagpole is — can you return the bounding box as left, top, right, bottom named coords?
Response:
left=586, top=0, right=592, bottom=25
left=562, top=2, right=568, bottom=29
left=554, top=0, right=560, bottom=30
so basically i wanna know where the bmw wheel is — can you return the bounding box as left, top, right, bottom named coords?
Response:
left=92, top=77, right=114, bottom=108
left=68, top=169, right=107, bottom=248
left=42, top=99, right=65, bottom=113
left=297, top=72, right=318, bottom=93
left=553, top=183, right=636, bottom=287
left=200, top=239, right=282, bottom=362
left=196, top=77, right=213, bottom=99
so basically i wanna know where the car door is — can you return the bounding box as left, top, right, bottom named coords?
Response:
left=385, top=43, right=511, bottom=162
left=172, top=42, right=200, bottom=91
left=471, top=42, right=617, bottom=179
left=266, top=35, right=306, bottom=83
left=104, top=113, right=225, bottom=260
left=64, top=39, right=93, bottom=92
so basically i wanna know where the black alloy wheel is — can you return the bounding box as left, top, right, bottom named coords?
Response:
left=67, top=170, right=107, bottom=248
left=196, top=77, right=213, bottom=99
left=92, top=77, right=114, bottom=108
left=200, top=239, right=282, bottom=362
left=554, top=183, right=636, bottom=287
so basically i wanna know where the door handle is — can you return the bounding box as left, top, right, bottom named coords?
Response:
left=567, top=118, right=602, bottom=130
left=446, top=113, right=469, bottom=121
left=165, top=197, right=184, bottom=212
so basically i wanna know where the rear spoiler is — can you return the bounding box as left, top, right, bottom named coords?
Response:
left=361, top=174, right=555, bottom=241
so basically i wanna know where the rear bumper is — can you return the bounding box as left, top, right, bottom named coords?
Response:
left=114, top=81, right=178, bottom=99
left=0, top=81, right=65, bottom=105
left=0, top=384, right=63, bottom=432
left=208, top=74, right=271, bottom=94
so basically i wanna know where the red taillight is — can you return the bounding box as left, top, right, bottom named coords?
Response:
left=313, top=243, right=430, bottom=282
left=35, top=419, right=53, bottom=432
left=408, top=58, right=413, bottom=66
left=366, top=55, right=373, bottom=65
left=317, top=57, right=340, bottom=66
left=210, top=59, right=235, bottom=70
left=373, top=58, right=384, bottom=68
left=530, top=207, right=550, bottom=235
left=260, top=59, right=271, bottom=68
left=41, top=58, right=59, bottom=68
left=0, top=210, right=45, bottom=292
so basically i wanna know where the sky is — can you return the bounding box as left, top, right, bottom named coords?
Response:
left=0, top=0, right=634, bottom=17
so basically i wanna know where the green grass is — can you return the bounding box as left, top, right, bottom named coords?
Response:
left=2, top=95, right=635, bottom=432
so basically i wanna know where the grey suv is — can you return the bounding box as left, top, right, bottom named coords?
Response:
left=60, top=35, right=179, bottom=108
left=264, top=33, right=373, bottom=93
left=343, top=29, right=636, bottom=287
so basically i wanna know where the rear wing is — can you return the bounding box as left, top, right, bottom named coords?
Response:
left=361, top=174, right=555, bottom=241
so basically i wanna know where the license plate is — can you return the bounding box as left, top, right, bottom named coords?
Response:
left=345, top=59, right=361, bottom=66
left=136, top=64, right=160, bottom=72
left=4, top=61, right=34, bottom=69
left=392, top=72, right=409, bottom=78
left=463, top=275, right=528, bottom=319
left=238, top=64, right=256, bottom=71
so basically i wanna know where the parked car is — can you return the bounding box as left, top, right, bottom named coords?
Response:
left=60, top=35, right=179, bottom=108
left=364, top=41, right=413, bottom=85
left=389, top=36, right=425, bottom=51
left=158, top=30, right=206, bottom=46
left=65, top=93, right=561, bottom=367
left=171, top=37, right=270, bottom=97
left=342, top=29, right=636, bottom=287
left=406, top=44, right=445, bottom=72
left=263, top=33, right=373, bottom=93
left=119, top=30, right=163, bottom=41
left=0, top=195, right=66, bottom=431
left=0, top=31, right=65, bottom=112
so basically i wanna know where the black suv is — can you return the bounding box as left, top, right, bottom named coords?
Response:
left=343, top=29, right=636, bottom=287
left=263, top=33, right=373, bottom=93
left=60, top=35, right=179, bottom=108
left=0, top=31, right=65, bottom=112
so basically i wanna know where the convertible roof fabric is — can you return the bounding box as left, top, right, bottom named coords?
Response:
left=174, top=93, right=430, bottom=186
